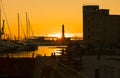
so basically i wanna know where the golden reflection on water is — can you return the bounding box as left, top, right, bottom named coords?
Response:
left=35, top=46, right=57, bottom=56
left=1, top=46, right=66, bottom=58
left=35, top=46, right=66, bottom=56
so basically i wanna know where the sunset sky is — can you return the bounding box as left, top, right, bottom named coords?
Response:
left=1, top=0, right=120, bottom=38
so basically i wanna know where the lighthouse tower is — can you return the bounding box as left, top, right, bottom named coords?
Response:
left=62, top=24, right=65, bottom=39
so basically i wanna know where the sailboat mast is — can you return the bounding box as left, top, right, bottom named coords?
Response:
left=0, top=1, right=1, bottom=39
left=18, top=13, right=20, bottom=41
left=0, top=4, right=1, bottom=32
left=26, top=12, right=28, bottom=39
left=28, top=17, right=30, bottom=38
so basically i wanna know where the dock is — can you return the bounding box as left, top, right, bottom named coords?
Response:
left=0, top=55, right=88, bottom=78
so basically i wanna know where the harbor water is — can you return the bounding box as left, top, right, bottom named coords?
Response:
left=0, top=46, right=66, bottom=58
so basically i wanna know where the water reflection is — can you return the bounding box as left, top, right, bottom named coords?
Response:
left=34, top=46, right=66, bottom=56
left=0, top=46, right=66, bottom=58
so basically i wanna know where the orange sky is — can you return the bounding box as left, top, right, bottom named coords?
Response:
left=1, top=0, right=120, bottom=38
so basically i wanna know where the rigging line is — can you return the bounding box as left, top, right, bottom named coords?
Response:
left=19, top=14, right=26, bottom=39
left=28, top=17, right=34, bottom=37
left=1, top=0, right=12, bottom=37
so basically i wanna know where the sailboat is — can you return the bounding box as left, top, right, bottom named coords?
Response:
left=15, top=13, right=38, bottom=52
left=0, top=0, right=38, bottom=53
left=0, top=0, right=17, bottom=53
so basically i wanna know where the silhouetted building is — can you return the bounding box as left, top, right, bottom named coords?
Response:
left=83, top=5, right=120, bottom=48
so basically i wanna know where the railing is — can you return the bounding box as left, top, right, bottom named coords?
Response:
left=34, top=55, right=88, bottom=78
left=57, top=62, right=88, bottom=78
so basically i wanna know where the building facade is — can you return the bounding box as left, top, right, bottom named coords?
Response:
left=83, top=5, right=120, bottom=48
left=82, top=56, right=120, bottom=78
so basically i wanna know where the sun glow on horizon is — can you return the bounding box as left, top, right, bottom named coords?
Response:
left=47, top=33, right=82, bottom=38
left=47, top=33, right=62, bottom=38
